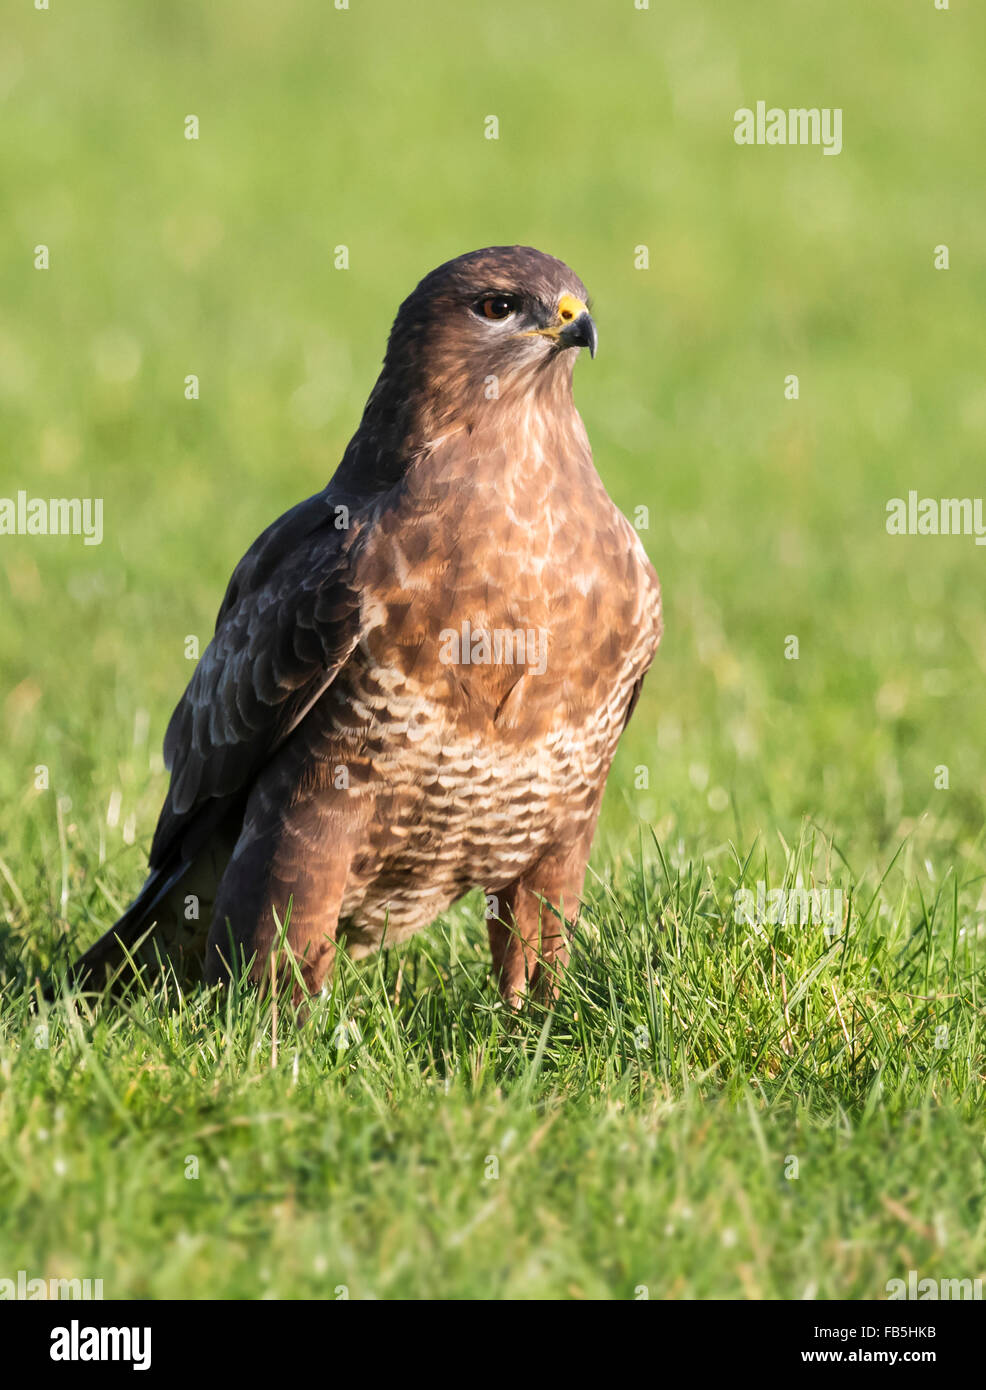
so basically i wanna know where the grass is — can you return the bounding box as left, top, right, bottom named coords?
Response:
left=2, top=0, right=985, bottom=1299
left=4, top=827, right=985, bottom=1298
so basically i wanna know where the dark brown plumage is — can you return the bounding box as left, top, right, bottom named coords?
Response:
left=73, top=246, right=662, bottom=1004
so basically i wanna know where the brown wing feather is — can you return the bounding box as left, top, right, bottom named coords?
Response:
left=148, top=489, right=365, bottom=868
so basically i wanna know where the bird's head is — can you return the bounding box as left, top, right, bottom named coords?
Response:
left=379, top=246, right=596, bottom=427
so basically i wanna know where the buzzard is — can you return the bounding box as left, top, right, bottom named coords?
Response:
left=73, top=247, right=662, bottom=1004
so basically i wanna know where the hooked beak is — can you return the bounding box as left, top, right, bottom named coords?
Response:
left=524, top=291, right=598, bottom=358
left=559, top=308, right=597, bottom=359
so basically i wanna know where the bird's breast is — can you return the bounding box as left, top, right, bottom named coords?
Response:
left=320, top=423, right=662, bottom=944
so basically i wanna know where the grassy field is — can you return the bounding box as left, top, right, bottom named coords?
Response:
left=1, top=0, right=985, bottom=1299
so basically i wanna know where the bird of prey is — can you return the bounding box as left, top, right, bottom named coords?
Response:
left=73, top=246, right=662, bottom=1004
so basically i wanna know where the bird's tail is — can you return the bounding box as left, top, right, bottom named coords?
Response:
left=63, top=809, right=239, bottom=996
left=68, top=857, right=198, bottom=993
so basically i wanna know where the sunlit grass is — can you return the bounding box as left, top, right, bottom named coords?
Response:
left=1, top=0, right=985, bottom=1298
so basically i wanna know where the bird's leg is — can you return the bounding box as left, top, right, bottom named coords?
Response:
left=487, top=842, right=591, bottom=1006
left=206, top=814, right=356, bottom=1004
left=207, top=881, right=344, bottom=1004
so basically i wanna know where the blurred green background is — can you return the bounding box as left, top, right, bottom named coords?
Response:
left=2, top=0, right=985, bottom=909
left=1, top=0, right=986, bottom=1301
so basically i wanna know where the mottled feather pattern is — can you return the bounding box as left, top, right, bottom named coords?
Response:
left=73, top=247, right=662, bottom=1004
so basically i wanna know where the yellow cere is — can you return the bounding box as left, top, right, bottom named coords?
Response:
left=556, top=293, right=587, bottom=324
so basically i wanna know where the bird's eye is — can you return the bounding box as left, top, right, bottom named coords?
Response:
left=475, top=294, right=516, bottom=321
